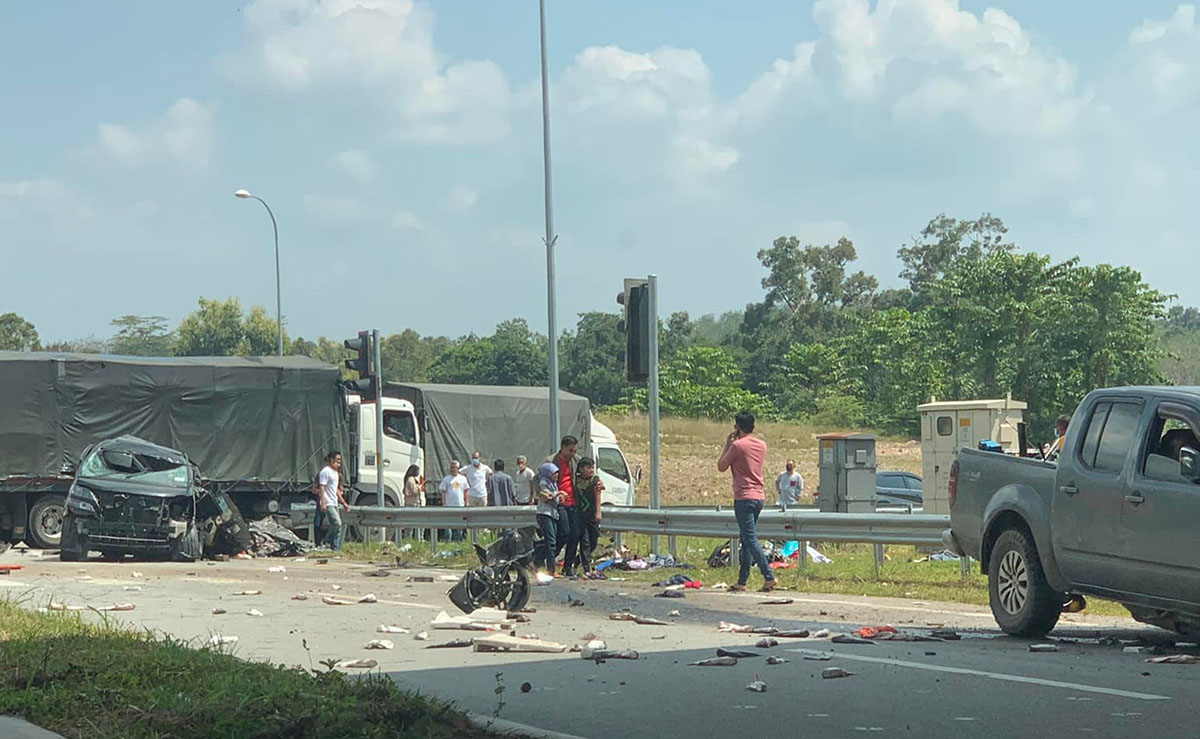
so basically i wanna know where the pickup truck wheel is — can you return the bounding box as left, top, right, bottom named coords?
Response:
left=988, top=528, right=1061, bottom=637
left=28, top=494, right=67, bottom=549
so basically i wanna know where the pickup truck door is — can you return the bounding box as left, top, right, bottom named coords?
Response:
left=1122, top=400, right=1200, bottom=608
left=1051, top=399, right=1143, bottom=592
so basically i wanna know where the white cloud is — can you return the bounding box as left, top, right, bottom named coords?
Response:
left=391, top=209, right=426, bottom=230
left=0, top=177, right=68, bottom=201
left=92, top=98, right=215, bottom=171
left=303, top=193, right=367, bottom=224
left=223, top=0, right=509, bottom=145
left=1123, top=4, right=1200, bottom=115
left=332, top=149, right=375, bottom=182
left=441, top=185, right=477, bottom=212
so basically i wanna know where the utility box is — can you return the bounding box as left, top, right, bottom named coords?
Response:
left=817, top=433, right=877, bottom=513
left=917, top=397, right=1027, bottom=515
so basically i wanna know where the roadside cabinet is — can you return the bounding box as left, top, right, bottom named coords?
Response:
left=816, top=433, right=877, bottom=513
left=917, top=397, right=1026, bottom=515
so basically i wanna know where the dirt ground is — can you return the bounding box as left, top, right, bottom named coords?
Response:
left=598, top=414, right=922, bottom=507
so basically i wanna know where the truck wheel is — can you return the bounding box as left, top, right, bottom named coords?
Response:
left=988, top=528, right=1061, bottom=637
left=28, top=494, right=68, bottom=549
left=59, top=513, right=85, bottom=562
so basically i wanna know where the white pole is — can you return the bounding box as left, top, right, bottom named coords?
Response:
left=373, top=329, right=386, bottom=543
left=648, top=274, right=660, bottom=554
left=539, top=0, right=560, bottom=452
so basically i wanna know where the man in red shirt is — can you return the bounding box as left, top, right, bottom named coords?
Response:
left=717, top=410, right=776, bottom=592
left=548, top=435, right=580, bottom=577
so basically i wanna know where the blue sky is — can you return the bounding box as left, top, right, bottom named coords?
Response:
left=2, top=0, right=1198, bottom=344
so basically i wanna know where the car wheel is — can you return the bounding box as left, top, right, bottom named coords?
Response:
left=58, top=513, right=85, bottom=562
left=988, top=528, right=1061, bottom=637
left=29, top=494, right=68, bottom=549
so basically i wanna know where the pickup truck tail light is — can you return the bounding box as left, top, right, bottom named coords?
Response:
left=948, top=460, right=959, bottom=509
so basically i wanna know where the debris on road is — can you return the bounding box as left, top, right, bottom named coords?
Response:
left=855, top=626, right=898, bottom=639
left=567, top=594, right=586, bottom=607
left=414, top=632, right=429, bottom=641
left=822, top=667, right=853, bottom=679
left=760, top=598, right=794, bottom=606
left=667, top=610, right=681, bottom=618
left=810, top=629, right=831, bottom=639
left=609, top=613, right=637, bottom=622
left=718, top=621, right=750, bottom=633
left=246, top=608, right=263, bottom=617
left=755, top=638, right=779, bottom=649
left=655, top=590, right=685, bottom=599
left=831, top=635, right=875, bottom=645
left=208, top=634, right=238, bottom=647
left=766, top=656, right=789, bottom=665
left=535, top=572, right=554, bottom=585
left=331, top=584, right=342, bottom=590
left=521, top=682, right=532, bottom=693
left=1029, top=644, right=1059, bottom=653
left=774, top=630, right=811, bottom=638
left=358, top=594, right=378, bottom=603
left=427, top=638, right=474, bottom=649
left=581, top=648, right=639, bottom=662
left=365, top=569, right=391, bottom=577
left=717, top=648, right=758, bottom=658
left=212, top=608, right=226, bottom=615
left=334, top=659, right=378, bottom=669
left=132, top=571, right=143, bottom=578
left=408, top=576, right=435, bottom=583
left=291, top=594, right=308, bottom=601
left=267, top=566, right=286, bottom=573
left=690, top=656, right=739, bottom=667
left=365, top=639, right=394, bottom=650
left=634, top=616, right=669, bottom=626
left=1124, top=646, right=1165, bottom=655
left=1146, top=655, right=1198, bottom=664
left=93, top=603, right=135, bottom=612
left=232, top=590, right=261, bottom=596
left=803, top=653, right=833, bottom=661
left=474, top=635, right=567, bottom=654
left=321, top=596, right=355, bottom=606
left=746, top=676, right=767, bottom=693
left=378, top=625, right=410, bottom=634
left=930, top=628, right=961, bottom=640
left=123, top=586, right=141, bottom=592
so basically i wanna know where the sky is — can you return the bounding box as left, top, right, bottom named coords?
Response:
left=2, top=0, right=1199, bottom=344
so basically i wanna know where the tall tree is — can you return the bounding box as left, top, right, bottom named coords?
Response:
left=0, top=313, right=39, bottom=351
left=110, top=315, right=173, bottom=356
left=898, top=213, right=1012, bottom=304
left=174, top=298, right=285, bottom=356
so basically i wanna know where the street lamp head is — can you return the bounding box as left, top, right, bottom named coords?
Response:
left=234, top=189, right=252, bottom=199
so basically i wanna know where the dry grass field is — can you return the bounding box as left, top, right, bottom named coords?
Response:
left=597, top=413, right=923, bottom=507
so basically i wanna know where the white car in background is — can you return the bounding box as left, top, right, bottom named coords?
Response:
left=591, top=416, right=636, bottom=507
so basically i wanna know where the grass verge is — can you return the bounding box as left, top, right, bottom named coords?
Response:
left=0, top=601, right=480, bottom=739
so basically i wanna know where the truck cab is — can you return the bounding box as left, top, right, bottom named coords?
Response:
left=591, top=416, right=635, bottom=507
left=346, top=395, right=423, bottom=507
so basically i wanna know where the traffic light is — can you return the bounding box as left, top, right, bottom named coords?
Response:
left=616, top=278, right=650, bottom=382
left=343, top=330, right=378, bottom=401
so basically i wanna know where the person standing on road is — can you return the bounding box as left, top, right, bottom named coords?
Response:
left=548, top=436, right=580, bottom=577
left=464, top=451, right=492, bottom=507
left=717, top=410, right=776, bottom=592
left=535, top=462, right=562, bottom=576
left=438, top=460, right=469, bottom=542
left=402, top=464, right=424, bottom=541
left=317, top=451, right=351, bottom=551
left=774, top=459, right=803, bottom=508
left=512, top=455, right=536, bottom=505
left=574, top=457, right=605, bottom=574
left=487, top=458, right=516, bottom=507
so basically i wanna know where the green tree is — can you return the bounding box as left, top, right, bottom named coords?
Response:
left=898, top=213, right=1012, bottom=304
left=0, top=313, right=39, bottom=351
left=378, top=329, right=447, bottom=383
left=560, top=312, right=625, bottom=406
left=291, top=336, right=354, bottom=378
left=110, top=315, right=173, bottom=356
left=174, top=298, right=286, bottom=356
left=427, top=319, right=547, bottom=386
left=634, top=346, right=777, bottom=421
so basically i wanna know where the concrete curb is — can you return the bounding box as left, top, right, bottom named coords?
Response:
left=466, top=712, right=589, bottom=739
left=0, top=717, right=67, bottom=739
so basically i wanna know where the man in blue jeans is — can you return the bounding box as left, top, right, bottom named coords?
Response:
left=316, top=451, right=351, bottom=551
left=717, top=410, right=776, bottom=592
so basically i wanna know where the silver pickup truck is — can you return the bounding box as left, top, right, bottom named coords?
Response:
left=946, top=386, right=1200, bottom=636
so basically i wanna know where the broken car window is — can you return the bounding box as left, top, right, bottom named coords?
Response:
left=79, top=449, right=190, bottom=487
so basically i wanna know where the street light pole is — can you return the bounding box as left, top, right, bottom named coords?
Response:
left=538, top=0, right=560, bottom=452
left=234, top=189, right=283, bottom=356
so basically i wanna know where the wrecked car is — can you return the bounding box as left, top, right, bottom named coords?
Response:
left=60, top=436, right=248, bottom=562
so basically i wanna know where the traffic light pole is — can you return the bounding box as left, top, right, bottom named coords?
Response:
left=648, top=274, right=661, bottom=555
left=539, top=0, right=560, bottom=453
left=372, top=329, right=386, bottom=542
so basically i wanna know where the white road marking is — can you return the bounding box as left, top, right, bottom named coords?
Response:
left=787, top=649, right=1171, bottom=701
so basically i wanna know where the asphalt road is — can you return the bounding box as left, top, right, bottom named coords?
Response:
left=2, top=547, right=1196, bottom=739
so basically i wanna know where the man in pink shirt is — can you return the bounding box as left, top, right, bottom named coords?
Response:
left=717, top=410, right=777, bottom=592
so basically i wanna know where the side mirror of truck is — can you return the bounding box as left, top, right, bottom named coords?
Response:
left=1180, top=447, right=1200, bottom=482
left=634, top=465, right=643, bottom=485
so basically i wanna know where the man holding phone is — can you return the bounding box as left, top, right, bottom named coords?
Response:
left=717, top=410, right=776, bottom=592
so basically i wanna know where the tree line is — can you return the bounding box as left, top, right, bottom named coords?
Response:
left=3, top=213, right=1188, bottom=443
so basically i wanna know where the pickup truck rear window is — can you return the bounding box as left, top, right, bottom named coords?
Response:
left=1080, top=401, right=1142, bottom=473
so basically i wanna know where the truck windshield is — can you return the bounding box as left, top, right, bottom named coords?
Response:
left=79, top=449, right=190, bottom=487
left=596, top=447, right=630, bottom=483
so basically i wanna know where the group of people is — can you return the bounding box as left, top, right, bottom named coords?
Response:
left=433, top=452, right=538, bottom=513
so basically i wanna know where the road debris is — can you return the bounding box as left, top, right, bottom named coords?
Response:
left=427, top=638, right=474, bottom=649
left=334, top=658, right=378, bottom=669
left=474, top=635, right=567, bottom=653
left=358, top=593, right=378, bottom=603
left=804, top=653, right=833, bottom=661
left=855, top=625, right=898, bottom=639
left=414, top=631, right=429, bottom=641
left=930, top=628, right=961, bottom=640
left=535, top=572, right=554, bottom=585
left=746, top=676, right=767, bottom=692
left=521, top=682, right=532, bottom=693
left=321, top=596, right=356, bottom=606
left=717, top=649, right=759, bottom=658
left=131, top=571, right=143, bottom=578
left=766, top=656, right=789, bottom=665
left=831, top=635, right=875, bottom=645
left=1029, top=644, right=1059, bottom=653
left=267, top=566, right=286, bottom=573
left=212, top=608, right=226, bottom=615
left=581, top=648, right=639, bottom=662
left=655, top=590, right=685, bottom=598
left=774, top=630, right=811, bottom=638
left=378, top=625, right=410, bottom=634
left=364, top=639, right=394, bottom=650
left=1146, top=655, right=1198, bottom=664
left=94, top=604, right=135, bottom=612
left=123, top=585, right=141, bottom=592
left=246, top=608, right=263, bottom=617
left=810, top=629, right=831, bottom=639
left=331, top=584, right=342, bottom=590
left=365, top=569, right=391, bottom=577
left=208, top=634, right=238, bottom=647
left=634, top=616, right=669, bottom=626
left=667, top=610, right=682, bottom=618
left=755, top=638, right=779, bottom=649
left=822, top=667, right=853, bottom=679
left=232, top=590, right=261, bottom=596
left=690, top=656, right=739, bottom=667
left=609, top=613, right=637, bottom=622
left=567, top=594, right=586, bottom=607
left=291, top=594, right=308, bottom=601
left=760, top=598, right=794, bottom=606
left=408, top=576, right=435, bottom=583
left=1124, top=646, right=1165, bottom=655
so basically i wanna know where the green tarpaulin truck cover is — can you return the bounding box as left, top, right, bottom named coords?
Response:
left=384, top=382, right=591, bottom=480
left=0, top=352, right=349, bottom=484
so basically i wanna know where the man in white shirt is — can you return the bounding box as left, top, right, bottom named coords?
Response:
left=775, top=459, right=803, bottom=508
left=315, top=451, right=350, bottom=551
left=512, top=455, right=536, bottom=505
left=438, top=460, right=469, bottom=542
left=463, top=451, right=492, bottom=507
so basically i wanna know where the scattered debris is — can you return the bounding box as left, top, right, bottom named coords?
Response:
left=334, top=659, right=378, bottom=669
left=804, top=653, right=834, bottom=661
left=755, top=638, right=779, bottom=649
left=929, top=628, right=961, bottom=641
left=831, top=635, right=875, bottom=645
left=291, top=594, right=308, bottom=601
left=436, top=575, right=459, bottom=583
left=123, top=585, right=141, bottom=592
left=775, top=630, right=811, bottom=638
left=609, top=613, right=637, bottom=622
left=365, top=569, right=390, bottom=577
left=1124, top=646, right=1165, bottom=655
left=634, top=616, right=669, bottom=626
left=667, top=610, right=682, bottom=618
left=330, top=584, right=342, bottom=590
left=717, top=649, right=759, bottom=658
left=766, top=656, right=789, bottom=665
left=535, top=572, right=554, bottom=585
left=710, top=582, right=730, bottom=591
left=246, top=608, right=263, bottom=617
left=414, top=631, right=429, bottom=641
left=651, top=635, right=666, bottom=640
left=267, top=566, right=286, bottom=573
left=212, top=608, right=226, bottom=615
left=232, top=590, right=261, bottom=596
left=581, top=648, right=640, bottom=662
left=655, top=590, right=685, bottom=599
left=475, top=635, right=567, bottom=654
left=810, top=629, right=831, bottom=639
left=1146, top=655, right=1198, bottom=664
left=567, top=595, right=586, bottom=608
left=131, top=571, right=143, bottom=578
left=855, top=626, right=898, bottom=639
left=321, top=596, right=355, bottom=606
left=1029, top=644, right=1059, bottom=653
left=378, top=625, right=410, bottom=634
left=520, top=682, right=532, bottom=693
left=358, top=593, right=378, bottom=604
left=690, top=656, right=739, bottom=667
left=208, top=634, right=238, bottom=647
left=427, top=638, right=474, bottom=649
left=408, top=576, right=435, bottom=583
left=746, top=676, right=767, bottom=693
left=718, top=621, right=750, bottom=633
left=365, top=639, right=394, bottom=650
left=94, top=604, right=134, bottom=612
left=822, top=667, right=853, bottom=679
left=876, top=632, right=943, bottom=642
left=760, top=598, right=794, bottom=606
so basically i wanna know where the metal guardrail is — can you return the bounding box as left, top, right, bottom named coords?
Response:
left=289, top=504, right=949, bottom=547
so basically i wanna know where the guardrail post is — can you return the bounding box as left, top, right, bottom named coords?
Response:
left=470, top=527, right=479, bottom=545
left=729, top=535, right=739, bottom=572
left=614, top=531, right=623, bottom=552
left=872, top=543, right=884, bottom=579
left=667, top=535, right=677, bottom=559
left=960, top=554, right=970, bottom=579
left=799, top=540, right=808, bottom=571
